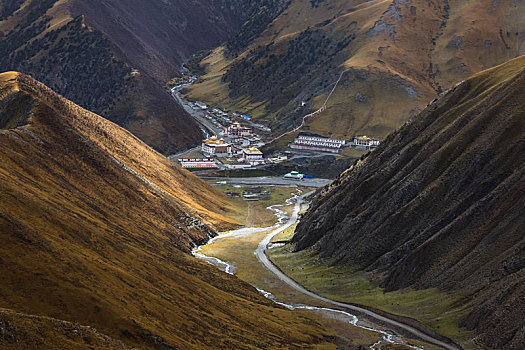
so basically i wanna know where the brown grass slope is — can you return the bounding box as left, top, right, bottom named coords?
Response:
left=292, top=56, right=525, bottom=348
left=0, top=72, right=335, bottom=349
left=186, top=0, right=525, bottom=142
left=0, top=307, right=132, bottom=350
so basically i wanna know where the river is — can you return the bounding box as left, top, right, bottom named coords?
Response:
left=193, top=190, right=461, bottom=349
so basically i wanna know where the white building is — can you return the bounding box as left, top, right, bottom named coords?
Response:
left=352, top=136, right=380, bottom=148
left=195, top=101, right=208, bottom=110
left=224, top=122, right=252, bottom=138
left=202, top=136, right=232, bottom=156
left=289, top=134, right=345, bottom=153
left=269, top=155, right=288, bottom=163
left=242, top=147, right=265, bottom=166
left=178, top=158, right=219, bottom=169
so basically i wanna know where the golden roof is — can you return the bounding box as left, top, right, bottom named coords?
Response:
left=204, top=135, right=230, bottom=145
left=244, top=147, right=262, bottom=155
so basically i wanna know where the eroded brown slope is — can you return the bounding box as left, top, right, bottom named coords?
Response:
left=292, top=56, right=525, bottom=348
left=0, top=72, right=335, bottom=349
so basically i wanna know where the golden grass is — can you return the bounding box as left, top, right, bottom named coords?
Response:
left=0, top=72, right=20, bottom=93
left=11, top=72, right=239, bottom=231
left=271, top=223, right=297, bottom=243
left=211, top=184, right=297, bottom=227
left=184, top=47, right=271, bottom=119
left=184, top=47, right=233, bottom=109
left=0, top=72, right=343, bottom=349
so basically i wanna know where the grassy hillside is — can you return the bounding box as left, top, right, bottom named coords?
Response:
left=0, top=0, right=281, bottom=154
left=0, top=72, right=339, bottom=349
left=0, top=308, right=131, bottom=349
left=185, top=0, right=525, bottom=143
left=0, top=1, right=206, bottom=154
left=290, top=56, right=525, bottom=349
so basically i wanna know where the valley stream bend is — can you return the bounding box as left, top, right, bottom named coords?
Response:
left=193, top=191, right=461, bottom=350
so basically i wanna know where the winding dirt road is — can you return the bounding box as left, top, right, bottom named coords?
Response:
left=255, top=193, right=462, bottom=350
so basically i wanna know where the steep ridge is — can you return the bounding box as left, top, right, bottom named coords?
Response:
left=185, top=0, right=525, bottom=142
left=292, top=56, right=525, bottom=348
left=0, top=72, right=336, bottom=349
left=0, top=0, right=269, bottom=153
left=69, top=0, right=276, bottom=82
left=0, top=307, right=132, bottom=349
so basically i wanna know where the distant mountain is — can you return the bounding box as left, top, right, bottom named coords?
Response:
left=0, top=0, right=269, bottom=154
left=185, top=0, right=525, bottom=143
left=0, top=72, right=334, bottom=349
left=292, top=56, right=525, bottom=349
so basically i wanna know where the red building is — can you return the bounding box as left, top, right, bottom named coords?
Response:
left=224, top=122, right=252, bottom=138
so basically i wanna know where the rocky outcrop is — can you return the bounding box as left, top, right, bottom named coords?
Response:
left=293, top=56, right=525, bottom=349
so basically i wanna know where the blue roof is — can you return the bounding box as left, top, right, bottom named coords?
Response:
left=242, top=115, right=251, bottom=120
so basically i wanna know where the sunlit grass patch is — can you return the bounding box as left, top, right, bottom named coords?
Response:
left=268, top=245, right=477, bottom=348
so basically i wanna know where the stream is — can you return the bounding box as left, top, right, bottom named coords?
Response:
left=193, top=191, right=437, bottom=350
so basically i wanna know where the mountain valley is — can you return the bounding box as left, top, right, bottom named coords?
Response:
left=291, top=55, right=525, bottom=349
left=0, top=0, right=524, bottom=349
left=0, top=72, right=342, bottom=349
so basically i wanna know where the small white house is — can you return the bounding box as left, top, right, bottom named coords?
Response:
left=352, top=136, right=380, bottom=148
left=195, top=101, right=208, bottom=110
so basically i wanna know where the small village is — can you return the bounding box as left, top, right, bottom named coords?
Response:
left=175, top=99, right=381, bottom=172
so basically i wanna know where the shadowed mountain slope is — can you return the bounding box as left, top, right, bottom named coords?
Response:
left=0, top=72, right=336, bottom=349
left=292, top=56, right=525, bottom=348
left=0, top=0, right=276, bottom=153
left=69, top=0, right=281, bottom=83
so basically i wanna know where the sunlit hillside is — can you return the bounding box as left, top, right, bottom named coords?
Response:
left=185, top=0, right=525, bottom=143
left=0, top=72, right=337, bottom=349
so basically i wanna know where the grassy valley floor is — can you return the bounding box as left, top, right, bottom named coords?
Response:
left=208, top=184, right=298, bottom=226
left=198, top=186, right=435, bottom=349
left=267, top=225, right=478, bottom=349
